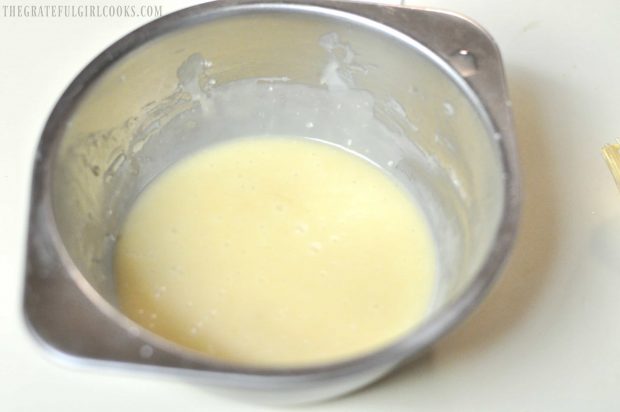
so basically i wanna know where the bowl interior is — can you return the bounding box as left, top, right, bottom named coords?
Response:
left=50, top=5, right=505, bottom=362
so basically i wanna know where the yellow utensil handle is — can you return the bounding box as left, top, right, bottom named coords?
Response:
left=603, top=143, right=620, bottom=191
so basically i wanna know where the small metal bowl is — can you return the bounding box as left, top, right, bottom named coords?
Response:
left=23, top=0, right=519, bottom=404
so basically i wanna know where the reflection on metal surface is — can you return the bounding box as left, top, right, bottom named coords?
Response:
left=451, top=49, right=478, bottom=77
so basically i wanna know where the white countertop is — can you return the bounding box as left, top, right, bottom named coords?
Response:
left=2, top=0, right=619, bottom=410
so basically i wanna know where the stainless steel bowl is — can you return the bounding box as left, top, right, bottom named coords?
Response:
left=23, top=0, right=520, bottom=404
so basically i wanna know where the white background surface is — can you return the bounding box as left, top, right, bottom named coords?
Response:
left=2, top=0, right=620, bottom=410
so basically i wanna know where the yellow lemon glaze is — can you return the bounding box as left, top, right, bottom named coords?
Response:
left=116, top=136, right=436, bottom=367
